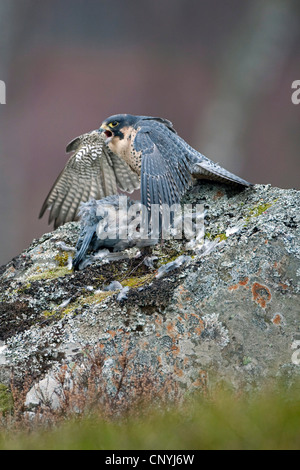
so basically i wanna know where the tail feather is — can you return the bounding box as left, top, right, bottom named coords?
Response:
left=192, top=160, right=252, bottom=187
left=72, top=225, right=96, bottom=271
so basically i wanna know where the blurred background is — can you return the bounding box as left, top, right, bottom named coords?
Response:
left=0, top=0, right=299, bottom=266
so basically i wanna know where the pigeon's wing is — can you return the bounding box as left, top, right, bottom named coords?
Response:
left=39, top=131, right=140, bottom=229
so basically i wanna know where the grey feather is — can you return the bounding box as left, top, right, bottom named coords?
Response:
left=191, top=159, right=252, bottom=187
left=72, top=195, right=155, bottom=271
left=134, top=121, right=194, bottom=212
left=132, top=117, right=252, bottom=213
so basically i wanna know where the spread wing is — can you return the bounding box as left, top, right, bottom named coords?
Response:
left=134, top=120, right=252, bottom=213
left=39, top=131, right=140, bottom=229
left=134, top=122, right=194, bottom=212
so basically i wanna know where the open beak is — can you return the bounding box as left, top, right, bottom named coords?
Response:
left=99, top=123, right=113, bottom=140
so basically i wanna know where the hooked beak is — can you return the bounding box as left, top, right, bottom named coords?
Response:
left=99, top=123, right=113, bottom=140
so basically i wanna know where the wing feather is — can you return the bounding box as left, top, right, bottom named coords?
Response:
left=134, top=119, right=251, bottom=218
left=39, top=130, right=140, bottom=228
left=134, top=125, right=193, bottom=213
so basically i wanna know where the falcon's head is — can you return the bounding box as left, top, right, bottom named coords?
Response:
left=99, top=114, right=139, bottom=144
left=99, top=114, right=176, bottom=159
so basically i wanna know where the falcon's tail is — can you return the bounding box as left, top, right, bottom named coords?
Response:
left=191, top=159, right=252, bottom=187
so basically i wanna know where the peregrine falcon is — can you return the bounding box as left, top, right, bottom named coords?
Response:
left=39, top=114, right=252, bottom=228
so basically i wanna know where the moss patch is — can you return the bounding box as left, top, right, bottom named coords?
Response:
left=205, top=231, right=227, bottom=242
left=244, top=200, right=277, bottom=225
left=28, top=266, right=71, bottom=282
left=55, top=252, right=71, bottom=267
left=122, top=273, right=155, bottom=289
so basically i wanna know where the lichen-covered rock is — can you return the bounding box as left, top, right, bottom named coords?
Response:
left=1, top=182, right=300, bottom=407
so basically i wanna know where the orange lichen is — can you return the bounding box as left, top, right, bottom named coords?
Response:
left=167, top=322, right=175, bottom=333
left=213, top=190, right=225, bottom=200
left=229, top=284, right=239, bottom=291
left=190, top=312, right=202, bottom=321
left=195, top=325, right=204, bottom=336
left=239, top=277, right=249, bottom=286
left=191, top=378, right=202, bottom=387
left=190, top=313, right=205, bottom=335
left=174, top=364, right=183, bottom=377
left=171, top=344, right=180, bottom=357
left=229, top=277, right=250, bottom=291
left=272, top=314, right=282, bottom=325
left=252, top=282, right=272, bottom=308
left=191, top=370, right=208, bottom=391
left=107, top=330, right=116, bottom=338
left=279, top=282, right=288, bottom=290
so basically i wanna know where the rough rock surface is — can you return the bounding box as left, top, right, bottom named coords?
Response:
left=1, top=181, right=300, bottom=408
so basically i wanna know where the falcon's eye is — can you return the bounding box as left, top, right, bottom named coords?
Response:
left=108, top=121, right=119, bottom=128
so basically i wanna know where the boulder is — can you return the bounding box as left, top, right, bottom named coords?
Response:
left=1, top=181, right=300, bottom=410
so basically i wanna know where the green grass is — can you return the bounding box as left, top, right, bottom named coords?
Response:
left=1, top=387, right=299, bottom=450
left=0, top=384, right=13, bottom=414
